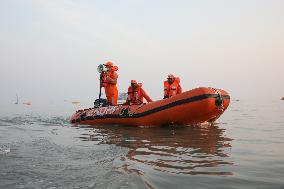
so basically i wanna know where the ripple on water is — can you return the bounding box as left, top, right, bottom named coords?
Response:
left=2, top=99, right=283, bottom=189
left=78, top=124, right=233, bottom=180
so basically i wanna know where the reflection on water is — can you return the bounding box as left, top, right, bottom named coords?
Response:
left=77, top=124, right=233, bottom=176
left=2, top=100, right=284, bottom=188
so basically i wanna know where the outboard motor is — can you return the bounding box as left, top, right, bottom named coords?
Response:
left=94, top=98, right=109, bottom=108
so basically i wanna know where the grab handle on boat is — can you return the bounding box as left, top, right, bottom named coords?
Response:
left=214, top=90, right=224, bottom=111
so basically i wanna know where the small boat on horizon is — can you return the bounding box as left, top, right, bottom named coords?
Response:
left=118, top=92, right=127, bottom=101
left=70, top=87, right=230, bottom=127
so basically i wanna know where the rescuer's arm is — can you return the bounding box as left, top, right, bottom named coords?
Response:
left=105, top=72, right=118, bottom=84
left=141, top=88, right=153, bottom=103
left=177, top=85, right=182, bottom=94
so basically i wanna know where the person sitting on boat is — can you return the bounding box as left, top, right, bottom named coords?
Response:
left=125, top=80, right=152, bottom=105
left=163, top=74, right=182, bottom=99
left=100, top=61, right=118, bottom=105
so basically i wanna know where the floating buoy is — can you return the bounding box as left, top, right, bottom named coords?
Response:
left=72, top=101, right=80, bottom=104
left=281, top=97, right=284, bottom=100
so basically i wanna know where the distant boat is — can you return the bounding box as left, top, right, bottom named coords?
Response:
left=14, top=94, right=19, bottom=104
left=23, top=102, right=32, bottom=106
left=281, top=97, right=284, bottom=100
left=118, top=93, right=127, bottom=101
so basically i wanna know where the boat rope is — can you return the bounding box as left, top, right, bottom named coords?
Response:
left=119, top=103, right=145, bottom=117
left=129, top=103, right=145, bottom=116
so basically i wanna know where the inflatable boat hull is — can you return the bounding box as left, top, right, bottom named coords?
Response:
left=70, top=87, right=230, bottom=126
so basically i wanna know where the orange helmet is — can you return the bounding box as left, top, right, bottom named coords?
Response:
left=104, top=61, right=113, bottom=67
left=167, top=74, right=175, bottom=79
left=131, top=80, right=137, bottom=84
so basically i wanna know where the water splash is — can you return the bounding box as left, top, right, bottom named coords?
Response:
left=0, top=114, right=70, bottom=127
left=0, top=143, right=13, bottom=155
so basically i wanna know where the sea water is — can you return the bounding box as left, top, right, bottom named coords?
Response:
left=0, top=99, right=283, bottom=189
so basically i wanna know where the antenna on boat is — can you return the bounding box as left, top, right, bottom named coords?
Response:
left=15, top=93, right=19, bottom=104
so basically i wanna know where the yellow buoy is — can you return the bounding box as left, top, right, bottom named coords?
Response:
left=72, top=101, right=80, bottom=104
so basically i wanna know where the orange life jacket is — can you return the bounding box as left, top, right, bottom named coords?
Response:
left=127, top=84, right=143, bottom=104
left=164, top=78, right=182, bottom=98
left=101, top=67, right=118, bottom=84
left=101, top=68, right=118, bottom=98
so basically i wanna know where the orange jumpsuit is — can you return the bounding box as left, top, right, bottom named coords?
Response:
left=164, top=78, right=182, bottom=98
left=101, top=69, right=118, bottom=105
left=126, top=84, right=152, bottom=105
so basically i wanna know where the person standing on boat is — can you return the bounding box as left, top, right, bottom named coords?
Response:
left=100, top=61, right=118, bottom=105
left=125, top=80, right=152, bottom=105
left=163, top=74, right=182, bottom=99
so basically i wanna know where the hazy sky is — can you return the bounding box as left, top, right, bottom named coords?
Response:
left=0, top=0, right=283, bottom=104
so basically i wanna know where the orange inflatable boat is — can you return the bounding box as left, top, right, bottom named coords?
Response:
left=70, top=87, right=230, bottom=126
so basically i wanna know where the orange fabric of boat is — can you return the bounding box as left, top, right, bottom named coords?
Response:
left=164, top=78, right=182, bottom=98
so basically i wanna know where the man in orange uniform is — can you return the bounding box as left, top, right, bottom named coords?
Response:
left=163, top=74, right=182, bottom=99
left=125, top=80, right=153, bottom=105
left=100, top=61, right=118, bottom=105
